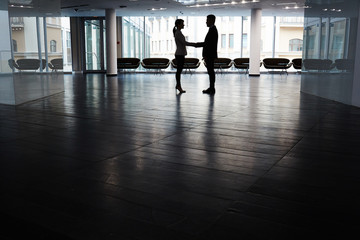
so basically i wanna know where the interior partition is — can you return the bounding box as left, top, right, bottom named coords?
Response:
left=301, top=0, right=360, bottom=107
left=0, top=3, right=65, bottom=105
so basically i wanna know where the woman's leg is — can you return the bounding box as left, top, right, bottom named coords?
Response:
left=175, top=55, right=185, bottom=87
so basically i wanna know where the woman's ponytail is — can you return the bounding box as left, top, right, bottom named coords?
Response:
left=173, top=26, right=177, bottom=37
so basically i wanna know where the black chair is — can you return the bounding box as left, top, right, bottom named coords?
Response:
left=303, top=59, right=334, bottom=71
left=171, top=58, right=200, bottom=74
left=262, top=58, right=292, bottom=74
left=233, top=58, right=249, bottom=73
left=48, top=58, right=63, bottom=72
left=204, top=58, right=232, bottom=73
left=334, top=59, right=354, bottom=72
left=292, top=58, right=302, bottom=71
left=8, top=59, right=19, bottom=71
left=141, top=58, right=170, bottom=73
left=16, top=59, right=41, bottom=71
left=117, top=58, right=140, bottom=71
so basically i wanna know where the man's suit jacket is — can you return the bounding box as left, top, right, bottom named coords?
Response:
left=202, top=25, right=218, bottom=60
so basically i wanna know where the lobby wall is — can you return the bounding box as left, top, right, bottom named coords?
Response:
left=301, top=0, right=360, bottom=107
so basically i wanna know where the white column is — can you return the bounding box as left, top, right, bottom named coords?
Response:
left=105, top=9, right=117, bottom=76
left=249, top=8, right=262, bottom=76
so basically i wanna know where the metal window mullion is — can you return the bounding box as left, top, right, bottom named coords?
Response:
left=143, top=16, right=146, bottom=60
left=137, top=24, right=140, bottom=58
left=317, top=17, right=322, bottom=58
left=133, top=25, right=136, bottom=57
left=36, top=16, right=43, bottom=72
left=344, top=18, right=350, bottom=58
left=127, top=21, right=130, bottom=57
left=240, top=16, right=243, bottom=57
left=121, top=18, right=124, bottom=58
left=324, top=18, right=330, bottom=60
left=9, top=15, right=14, bottom=62
left=272, top=16, right=276, bottom=58
left=100, top=19, right=105, bottom=71
left=80, top=17, right=86, bottom=72
left=43, top=17, right=49, bottom=72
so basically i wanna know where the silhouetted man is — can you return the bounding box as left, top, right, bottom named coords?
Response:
left=197, top=14, right=218, bottom=94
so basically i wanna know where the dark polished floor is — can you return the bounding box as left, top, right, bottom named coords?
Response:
left=1, top=72, right=360, bottom=239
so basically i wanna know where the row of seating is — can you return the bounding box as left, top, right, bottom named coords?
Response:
left=8, top=58, right=63, bottom=72
left=7, top=57, right=351, bottom=73
left=117, top=57, right=302, bottom=73
left=302, top=59, right=353, bottom=71
left=118, top=57, right=354, bottom=73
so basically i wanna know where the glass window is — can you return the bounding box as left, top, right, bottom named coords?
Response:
left=261, top=16, right=274, bottom=58
left=9, top=16, right=70, bottom=72
left=11, top=17, right=38, bottom=62
left=229, top=34, right=234, bottom=48
left=289, top=39, right=303, bottom=51
left=66, top=31, right=71, bottom=48
left=47, top=17, right=70, bottom=71
left=12, top=39, right=17, bottom=52
left=124, top=15, right=303, bottom=72
left=304, top=18, right=320, bottom=59
left=84, top=19, right=102, bottom=70
left=329, top=19, right=346, bottom=61
left=64, top=28, right=72, bottom=67
left=275, top=16, right=304, bottom=62
left=221, top=34, right=226, bottom=48
left=50, top=40, right=56, bottom=52
left=122, top=17, right=145, bottom=59
left=242, top=16, right=250, bottom=57
left=242, top=34, right=248, bottom=48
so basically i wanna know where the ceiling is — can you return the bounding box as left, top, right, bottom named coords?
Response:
left=60, top=0, right=308, bottom=16
left=8, top=0, right=309, bottom=17
left=7, top=0, right=356, bottom=18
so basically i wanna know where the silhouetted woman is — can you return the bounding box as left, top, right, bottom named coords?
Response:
left=173, top=19, right=197, bottom=93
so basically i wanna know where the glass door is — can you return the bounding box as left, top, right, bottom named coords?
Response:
left=84, top=18, right=106, bottom=72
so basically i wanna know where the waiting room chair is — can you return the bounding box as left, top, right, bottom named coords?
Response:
left=303, top=59, right=334, bottom=71
left=141, top=58, right=170, bottom=73
left=262, top=58, right=292, bottom=74
left=48, top=58, right=63, bottom=72
left=117, top=58, right=140, bottom=72
left=171, top=58, right=200, bottom=74
left=292, top=58, right=302, bottom=72
left=233, top=58, right=249, bottom=74
left=204, top=58, right=232, bottom=73
left=8, top=59, right=19, bottom=71
left=16, top=59, right=41, bottom=71
left=334, top=59, right=354, bottom=72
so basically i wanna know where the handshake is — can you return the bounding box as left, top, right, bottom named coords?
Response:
left=191, top=42, right=203, bottom=48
